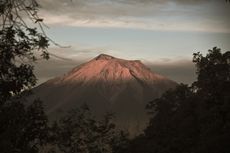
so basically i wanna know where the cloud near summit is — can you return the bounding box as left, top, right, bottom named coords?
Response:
left=37, top=0, right=230, bottom=33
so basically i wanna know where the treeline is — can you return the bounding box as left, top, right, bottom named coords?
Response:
left=1, top=1, right=230, bottom=152
left=125, top=47, right=230, bottom=153
left=0, top=1, right=128, bottom=152
left=0, top=100, right=129, bottom=153
left=1, top=45, right=229, bottom=153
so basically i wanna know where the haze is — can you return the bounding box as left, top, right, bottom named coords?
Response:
left=35, top=0, right=230, bottom=84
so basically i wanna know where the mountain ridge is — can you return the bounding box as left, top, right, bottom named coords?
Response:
left=46, top=54, right=169, bottom=84
left=31, top=54, right=177, bottom=135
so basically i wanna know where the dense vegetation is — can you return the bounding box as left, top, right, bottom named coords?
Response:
left=0, top=1, right=128, bottom=153
left=1, top=0, right=229, bottom=153
left=125, top=47, right=230, bottom=153
left=47, top=104, right=129, bottom=153
left=0, top=1, right=50, bottom=152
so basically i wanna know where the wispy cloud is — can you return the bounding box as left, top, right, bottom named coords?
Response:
left=35, top=49, right=196, bottom=85
left=46, top=45, right=113, bottom=60
left=37, top=0, right=230, bottom=33
left=33, top=0, right=228, bottom=85
left=41, top=13, right=230, bottom=33
left=144, top=59, right=196, bottom=84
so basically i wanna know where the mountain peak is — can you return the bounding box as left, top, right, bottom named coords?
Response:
left=95, top=54, right=115, bottom=60
left=32, top=54, right=177, bottom=136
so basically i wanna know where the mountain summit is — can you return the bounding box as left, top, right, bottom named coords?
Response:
left=61, top=53, right=168, bottom=83
left=31, top=54, right=177, bottom=135
left=95, top=53, right=115, bottom=60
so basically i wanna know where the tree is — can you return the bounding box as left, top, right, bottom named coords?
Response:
left=191, top=47, right=230, bottom=153
left=125, top=47, right=230, bottom=153
left=126, top=84, right=196, bottom=153
left=0, top=1, right=50, bottom=152
left=49, top=104, right=129, bottom=153
left=0, top=100, right=49, bottom=153
left=1, top=1, right=130, bottom=153
left=0, top=0, right=49, bottom=102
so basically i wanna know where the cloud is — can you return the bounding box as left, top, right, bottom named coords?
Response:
left=35, top=48, right=196, bottom=85
left=34, top=45, right=118, bottom=84
left=45, top=45, right=109, bottom=59
left=36, top=0, right=230, bottom=33
left=145, top=59, right=196, bottom=84
left=34, top=58, right=78, bottom=84
left=41, top=13, right=230, bottom=33
left=114, top=0, right=212, bottom=5
left=33, top=0, right=225, bottom=85
left=34, top=47, right=91, bottom=84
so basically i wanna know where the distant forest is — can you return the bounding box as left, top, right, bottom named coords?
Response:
left=0, top=1, right=230, bottom=153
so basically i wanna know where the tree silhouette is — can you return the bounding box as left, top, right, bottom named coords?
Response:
left=49, top=104, right=129, bottom=153
left=125, top=47, right=230, bottom=153
left=1, top=1, right=129, bottom=153
left=0, top=0, right=49, bottom=102
left=191, top=47, right=230, bottom=153
left=0, top=100, right=49, bottom=153
left=0, top=1, right=50, bottom=152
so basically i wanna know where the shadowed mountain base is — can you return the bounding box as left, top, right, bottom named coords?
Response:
left=29, top=54, right=177, bottom=136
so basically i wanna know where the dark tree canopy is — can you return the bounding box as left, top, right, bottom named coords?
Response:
left=1, top=1, right=229, bottom=153
left=0, top=1, right=50, bottom=152
left=0, top=0, right=49, bottom=102
left=0, top=1, right=129, bottom=153
left=125, top=47, right=230, bottom=153
left=0, top=100, right=49, bottom=153
left=48, top=104, right=129, bottom=153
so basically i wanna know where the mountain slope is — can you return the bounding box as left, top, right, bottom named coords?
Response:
left=31, top=54, right=177, bottom=135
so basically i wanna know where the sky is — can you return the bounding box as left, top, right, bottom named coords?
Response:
left=34, top=0, right=230, bottom=85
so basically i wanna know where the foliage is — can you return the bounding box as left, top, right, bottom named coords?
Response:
left=0, top=1, right=50, bottom=153
left=125, top=47, right=230, bottom=153
left=0, top=99, right=49, bottom=153
left=0, top=1, right=129, bottom=153
left=2, top=1, right=229, bottom=153
left=0, top=0, right=49, bottom=102
left=49, top=104, right=129, bottom=153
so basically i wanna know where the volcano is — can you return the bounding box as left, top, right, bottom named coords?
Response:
left=31, top=54, right=177, bottom=135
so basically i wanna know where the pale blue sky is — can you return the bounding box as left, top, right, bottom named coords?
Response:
left=35, top=0, right=230, bottom=84
left=46, top=27, right=230, bottom=61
